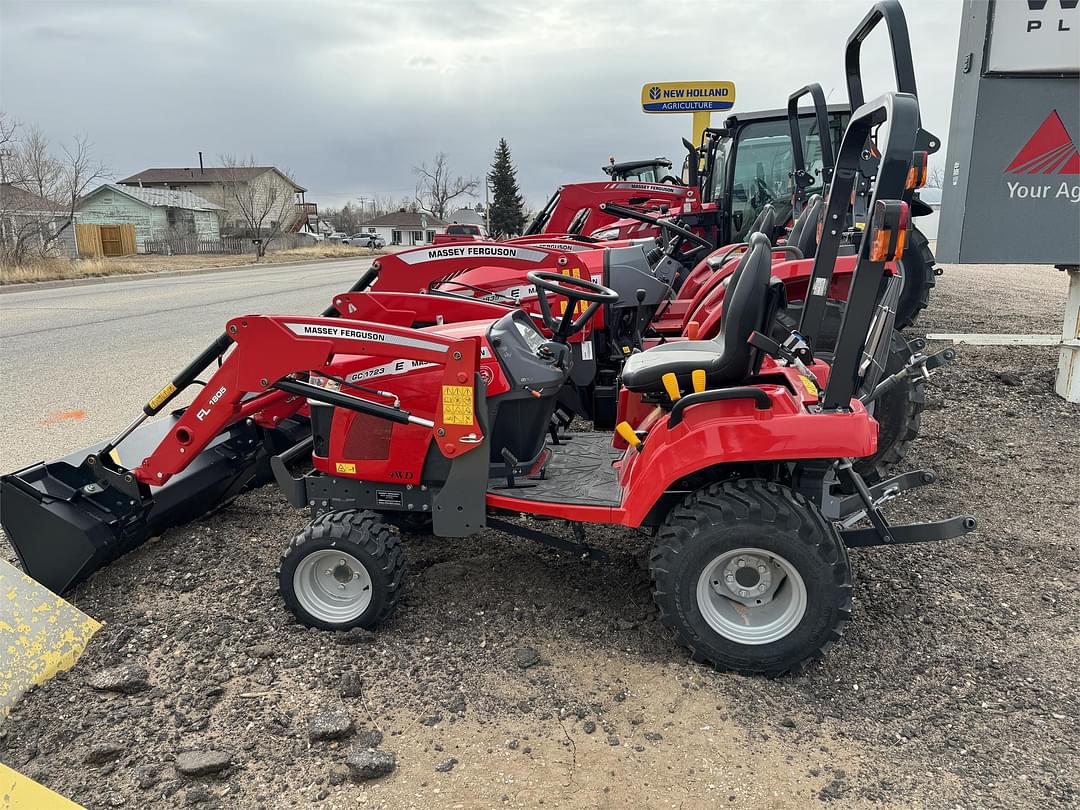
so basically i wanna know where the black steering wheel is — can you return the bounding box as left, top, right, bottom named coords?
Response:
left=527, top=270, right=619, bottom=342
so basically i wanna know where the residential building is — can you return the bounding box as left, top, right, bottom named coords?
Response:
left=0, top=183, right=78, bottom=258
left=117, top=165, right=305, bottom=235
left=357, top=210, right=447, bottom=246
left=77, top=183, right=223, bottom=248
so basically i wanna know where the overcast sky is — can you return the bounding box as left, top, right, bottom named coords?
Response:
left=0, top=0, right=963, bottom=210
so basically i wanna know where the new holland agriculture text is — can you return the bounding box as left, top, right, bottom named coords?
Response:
left=641, top=81, right=736, bottom=113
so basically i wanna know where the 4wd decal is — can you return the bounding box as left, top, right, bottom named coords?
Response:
left=398, top=245, right=548, bottom=264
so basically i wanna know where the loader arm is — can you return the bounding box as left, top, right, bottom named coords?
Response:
left=133, top=315, right=484, bottom=486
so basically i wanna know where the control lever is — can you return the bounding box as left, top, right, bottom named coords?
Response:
left=748, top=330, right=819, bottom=385
left=860, top=346, right=956, bottom=406
left=629, top=288, right=647, bottom=352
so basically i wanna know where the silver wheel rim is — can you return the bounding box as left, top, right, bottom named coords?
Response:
left=293, top=549, right=373, bottom=624
left=696, top=546, right=807, bottom=645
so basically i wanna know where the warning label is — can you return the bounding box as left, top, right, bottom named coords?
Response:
left=441, top=385, right=474, bottom=425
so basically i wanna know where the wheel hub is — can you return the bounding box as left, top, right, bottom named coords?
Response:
left=294, top=549, right=374, bottom=623
left=714, top=553, right=776, bottom=604
left=697, top=547, right=808, bottom=646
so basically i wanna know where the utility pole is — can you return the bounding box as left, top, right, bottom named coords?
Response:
left=0, top=148, right=13, bottom=185
left=485, top=180, right=491, bottom=234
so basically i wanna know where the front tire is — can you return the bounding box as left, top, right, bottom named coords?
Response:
left=279, top=510, right=405, bottom=630
left=650, top=480, right=851, bottom=677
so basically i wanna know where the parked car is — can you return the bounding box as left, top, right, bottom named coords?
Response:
left=341, top=232, right=385, bottom=248
left=432, top=223, right=489, bottom=244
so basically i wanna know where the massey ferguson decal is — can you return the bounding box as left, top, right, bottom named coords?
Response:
left=1004, top=110, right=1080, bottom=203
left=398, top=244, right=548, bottom=264
left=285, top=322, right=450, bottom=352
left=603, top=182, right=684, bottom=195
left=525, top=242, right=593, bottom=252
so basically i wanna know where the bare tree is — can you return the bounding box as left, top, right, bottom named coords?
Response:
left=926, top=164, right=946, bottom=189
left=16, top=125, right=63, bottom=201
left=0, top=113, right=18, bottom=185
left=220, top=154, right=299, bottom=257
left=0, top=121, right=107, bottom=265
left=413, top=152, right=478, bottom=219
left=57, top=134, right=108, bottom=223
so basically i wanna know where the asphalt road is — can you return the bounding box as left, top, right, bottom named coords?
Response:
left=0, top=259, right=374, bottom=472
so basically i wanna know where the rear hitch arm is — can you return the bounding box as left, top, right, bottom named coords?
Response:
left=860, top=345, right=956, bottom=406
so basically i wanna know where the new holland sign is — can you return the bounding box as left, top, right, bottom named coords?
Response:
left=641, top=81, right=735, bottom=114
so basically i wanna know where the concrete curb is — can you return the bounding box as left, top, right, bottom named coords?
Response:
left=0, top=253, right=381, bottom=295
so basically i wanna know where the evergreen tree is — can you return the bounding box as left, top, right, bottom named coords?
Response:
left=487, top=139, right=525, bottom=237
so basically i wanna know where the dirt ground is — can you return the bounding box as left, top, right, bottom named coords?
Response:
left=1, top=262, right=1077, bottom=810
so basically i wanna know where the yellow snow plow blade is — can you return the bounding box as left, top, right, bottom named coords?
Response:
left=0, top=558, right=102, bottom=718
left=0, top=763, right=85, bottom=809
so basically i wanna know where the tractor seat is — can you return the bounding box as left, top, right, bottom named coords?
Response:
left=786, top=194, right=823, bottom=259
left=622, top=233, right=773, bottom=394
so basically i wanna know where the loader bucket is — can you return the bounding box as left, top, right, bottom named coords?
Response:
left=0, top=414, right=308, bottom=594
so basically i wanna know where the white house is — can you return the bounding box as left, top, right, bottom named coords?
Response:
left=357, top=210, right=448, bottom=246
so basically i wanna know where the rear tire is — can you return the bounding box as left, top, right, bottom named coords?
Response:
left=894, top=226, right=936, bottom=330
left=279, top=509, right=405, bottom=630
left=651, top=479, right=851, bottom=677
left=773, top=302, right=924, bottom=483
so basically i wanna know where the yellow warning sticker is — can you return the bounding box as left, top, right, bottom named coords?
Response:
left=799, top=375, right=819, bottom=398
left=335, top=462, right=357, bottom=474
left=441, top=385, right=474, bottom=425
left=147, top=382, right=177, bottom=411
left=0, top=763, right=85, bottom=809
left=1, top=559, right=102, bottom=719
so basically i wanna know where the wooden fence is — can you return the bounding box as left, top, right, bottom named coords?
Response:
left=143, top=234, right=309, bottom=256
left=76, top=223, right=136, bottom=258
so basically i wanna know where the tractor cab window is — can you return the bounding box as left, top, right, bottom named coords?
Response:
left=726, top=115, right=844, bottom=241
left=629, top=167, right=660, bottom=183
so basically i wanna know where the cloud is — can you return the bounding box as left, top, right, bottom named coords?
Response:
left=406, top=55, right=438, bottom=68
left=0, top=0, right=965, bottom=209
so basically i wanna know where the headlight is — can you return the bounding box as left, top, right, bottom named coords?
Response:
left=591, top=227, right=620, bottom=241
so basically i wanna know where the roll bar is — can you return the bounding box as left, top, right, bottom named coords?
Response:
left=845, top=0, right=939, bottom=154
left=845, top=0, right=918, bottom=110
left=787, top=83, right=835, bottom=213
left=805, top=91, right=921, bottom=411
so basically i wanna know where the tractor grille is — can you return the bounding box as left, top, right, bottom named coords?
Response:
left=343, top=413, right=393, bottom=460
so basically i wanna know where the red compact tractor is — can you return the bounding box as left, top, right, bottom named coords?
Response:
left=0, top=8, right=975, bottom=675
left=526, top=3, right=939, bottom=334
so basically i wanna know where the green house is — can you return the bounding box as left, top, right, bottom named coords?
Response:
left=77, top=183, right=224, bottom=250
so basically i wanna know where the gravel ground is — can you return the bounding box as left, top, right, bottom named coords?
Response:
left=1, top=262, right=1077, bottom=809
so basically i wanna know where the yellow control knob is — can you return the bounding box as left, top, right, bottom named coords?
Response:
left=662, top=372, right=681, bottom=401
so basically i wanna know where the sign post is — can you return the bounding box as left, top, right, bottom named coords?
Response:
left=640, top=81, right=736, bottom=149
left=933, top=0, right=1079, bottom=402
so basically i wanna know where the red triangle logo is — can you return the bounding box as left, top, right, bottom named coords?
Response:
left=1006, top=110, right=1080, bottom=175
